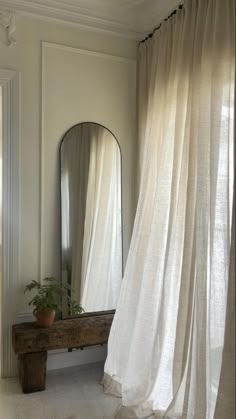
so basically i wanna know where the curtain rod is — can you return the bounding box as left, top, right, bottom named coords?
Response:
left=139, top=3, right=184, bottom=45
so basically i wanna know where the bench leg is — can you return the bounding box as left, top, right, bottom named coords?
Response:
left=18, top=351, right=47, bottom=393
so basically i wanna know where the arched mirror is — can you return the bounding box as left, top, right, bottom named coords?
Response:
left=60, top=122, right=123, bottom=318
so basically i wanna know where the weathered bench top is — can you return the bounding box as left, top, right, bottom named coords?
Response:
left=12, top=311, right=114, bottom=355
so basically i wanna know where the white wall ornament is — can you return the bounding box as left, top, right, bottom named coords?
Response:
left=0, top=13, right=16, bottom=46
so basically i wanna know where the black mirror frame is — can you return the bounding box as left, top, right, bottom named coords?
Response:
left=59, top=121, right=123, bottom=320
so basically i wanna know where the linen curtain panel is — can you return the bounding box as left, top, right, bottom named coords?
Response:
left=80, top=126, right=122, bottom=312
left=103, top=0, right=235, bottom=418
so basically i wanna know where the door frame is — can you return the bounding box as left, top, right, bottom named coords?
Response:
left=0, top=69, right=19, bottom=377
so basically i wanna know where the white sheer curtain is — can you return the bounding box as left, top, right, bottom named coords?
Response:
left=80, top=126, right=122, bottom=312
left=103, top=0, right=235, bottom=417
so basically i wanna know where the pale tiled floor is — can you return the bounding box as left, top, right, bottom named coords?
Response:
left=0, top=362, right=120, bottom=419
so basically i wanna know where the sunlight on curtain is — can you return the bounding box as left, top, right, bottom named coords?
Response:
left=103, top=0, right=235, bottom=418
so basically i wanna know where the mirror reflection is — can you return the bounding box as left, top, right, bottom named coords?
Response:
left=60, top=122, right=122, bottom=317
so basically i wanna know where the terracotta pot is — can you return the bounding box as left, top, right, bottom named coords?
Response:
left=35, top=309, right=55, bottom=328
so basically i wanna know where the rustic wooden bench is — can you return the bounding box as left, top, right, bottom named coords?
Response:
left=12, top=311, right=114, bottom=393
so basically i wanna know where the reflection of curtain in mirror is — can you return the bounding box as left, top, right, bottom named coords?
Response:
left=81, top=126, right=122, bottom=312
left=61, top=125, right=91, bottom=300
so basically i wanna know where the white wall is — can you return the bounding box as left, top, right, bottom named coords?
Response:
left=0, top=16, right=137, bottom=373
left=41, top=42, right=136, bottom=281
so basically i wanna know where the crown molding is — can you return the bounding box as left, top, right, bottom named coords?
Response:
left=0, top=0, right=144, bottom=40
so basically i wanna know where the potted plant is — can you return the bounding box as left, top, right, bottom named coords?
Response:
left=24, top=277, right=84, bottom=327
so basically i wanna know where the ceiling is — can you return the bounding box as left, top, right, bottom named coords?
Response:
left=0, top=0, right=182, bottom=40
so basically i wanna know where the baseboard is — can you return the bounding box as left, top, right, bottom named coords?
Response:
left=47, top=346, right=107, bottom=371
left=16, top=312, right=107, bottom=372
